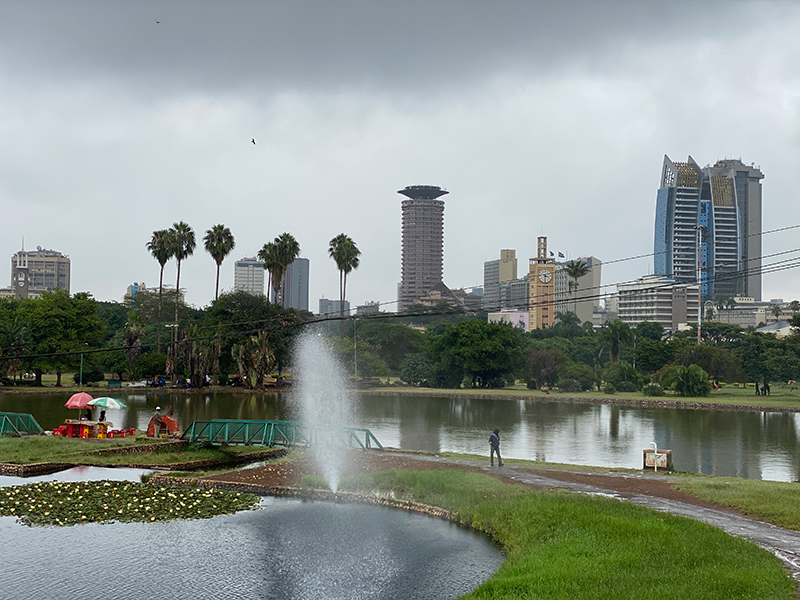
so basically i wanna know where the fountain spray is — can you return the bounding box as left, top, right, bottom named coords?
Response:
left=292, top=329, right=355, bottom=493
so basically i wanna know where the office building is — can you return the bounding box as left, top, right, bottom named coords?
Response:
left=233, top=257, right=265, bottom=296
left=554, top=256, right=602, bottom=325
left=528, top=237, right=556, bottom=329
left=488, top=310, right=530, bottom=332
left=654, top=155, right=763, bottom=302
left=617, top=275, right=700, bottom=330
left=284, top=258, right=309, bottom=311
left=483, top=249, right=518, bottom=311
left=124, top=283, right=183, bottom=307
left=11, top=247, right=70, bottom=300
left=319, top=297, right=350, bottom=316
left=356, top=301, right=381, bottom=315
left=397, top=185, right=448, bottom=312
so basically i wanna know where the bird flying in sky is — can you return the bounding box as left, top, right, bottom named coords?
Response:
left=251, top=138, right=256, bottom=145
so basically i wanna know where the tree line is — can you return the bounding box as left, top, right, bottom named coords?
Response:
left=0, top=221, right=362, bottom=388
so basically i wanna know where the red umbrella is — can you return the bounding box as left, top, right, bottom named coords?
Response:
left=65, top=392, right=94, bottom=409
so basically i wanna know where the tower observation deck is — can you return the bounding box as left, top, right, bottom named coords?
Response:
left=397, top=185, right=449, bottom=312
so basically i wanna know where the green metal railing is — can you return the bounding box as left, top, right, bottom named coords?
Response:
left=181, top=419, right=382, bottom=450
left=0, top=412, right=45, bottom=436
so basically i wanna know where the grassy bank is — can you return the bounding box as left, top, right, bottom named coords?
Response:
left=674, top=476, right=800, bottom=530
left=339, top=469, right=794, bottom=599
left=0, top=436, right=268, bottom=467
left=363, top=382, right=800, bottom=411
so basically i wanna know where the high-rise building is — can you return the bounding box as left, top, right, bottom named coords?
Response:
left=11, top=247, right=70, bottom=299
left=617, top=275, right=700, bottom=330
left=284, top=258, right=309, bottom=311
left=654, top=156, right=763, bottom=302
left=397, top=185, right=448, bottom=312
left=319, top=297, right=350, bottom=316
left=483, top=249, right=518, bottom=311
left=554, top=256, right=602, bottom=325
left=233, top=257, right=265, bottom=296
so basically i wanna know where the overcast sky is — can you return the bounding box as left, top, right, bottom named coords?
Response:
left=2, top=1, right=800, bottom=311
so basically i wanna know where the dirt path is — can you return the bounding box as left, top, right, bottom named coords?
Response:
left=204, top=450, right=800, bottom=588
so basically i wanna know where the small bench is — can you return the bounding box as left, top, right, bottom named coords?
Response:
left=107, top=380, right=122, bottom=388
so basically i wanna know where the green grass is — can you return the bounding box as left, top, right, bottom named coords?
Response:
left=341, top=469, right=794, bottom=600
left=438, top=452, right=643, bottom=473
left=674, top=475, right=800, bottom=530
left=370, top=382, right=800, bottom=409
left=0, top=436, right=269, bottom=467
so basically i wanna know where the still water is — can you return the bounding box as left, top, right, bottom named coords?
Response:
left=0, top=497, right=501, bottom=600
left=3, top=391, right=800, bottom=481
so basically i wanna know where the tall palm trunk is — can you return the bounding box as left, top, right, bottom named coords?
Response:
left=214, top=262, right=221, bottom=300
left=156, top=264, right=164, bottom=353
left=173, top=259, right=182, bottom=382
left=338, top=269, right=345, bottom=336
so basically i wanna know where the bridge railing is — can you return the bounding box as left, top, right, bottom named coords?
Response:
left=181, top=419, right=381, bottom=450
left=0, top=412, right=44, bottom=436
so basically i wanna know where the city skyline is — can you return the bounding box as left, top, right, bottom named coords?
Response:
left=2, top=2, right=800, bottom=310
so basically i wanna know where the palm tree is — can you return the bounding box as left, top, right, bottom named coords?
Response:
left=123, top=311, right=146, bottom=378
left=146, top=229, right=174, bottom=353
left=790, top=300, right=800, bottom=315
left=204, top=224, right=236, bottom=301
left=169, top=220, right=196, bottom=331
left=257, top=242, right=281, bottom=302
left=0, top=317, right=30, bottom=381
left=563, top=260, right=590, bottom=316
left=328, top=233, right=361, bottom=326
left=274, top=233, right=301, bottom=307
left=714, top=298, right=727, bottom=323
left=598, top=319, right=632, bottom=362
left=772, top=304, right=783, bottom=321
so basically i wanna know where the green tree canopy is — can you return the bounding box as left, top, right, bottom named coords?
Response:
left=204, top=224, right=236, bottom=301
left=428, top=320, right=525, bottom=388
left=355, top=321, right=424, bottom=373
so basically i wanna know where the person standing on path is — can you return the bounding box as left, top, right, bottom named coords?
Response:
left=489, top=429, right=503, bottom=466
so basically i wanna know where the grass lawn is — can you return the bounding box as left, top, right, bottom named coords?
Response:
left=674, top=475, right=800, bottom=530
left=0, top=436, right=269, bottom=467
left=340, top=469, right=794, bottom=600
left=370, top=381, right=800, bottom=409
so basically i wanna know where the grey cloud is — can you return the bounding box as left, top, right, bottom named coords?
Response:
left=1, top=1, right=782, bottom=95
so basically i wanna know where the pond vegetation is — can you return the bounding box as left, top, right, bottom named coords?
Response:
left=0, top=479, right=258, bottom=527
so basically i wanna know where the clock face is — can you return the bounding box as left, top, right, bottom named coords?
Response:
left=17, top=280, right=24, bottom=286
left=538, top=270, right=552, bottom=283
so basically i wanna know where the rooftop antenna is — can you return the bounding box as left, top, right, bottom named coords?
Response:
left=21, top=236, right=24, bottom=251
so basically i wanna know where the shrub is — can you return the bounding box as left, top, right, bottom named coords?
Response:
left=557, top=378, right=583, bottom=393
left=673, top=365, right=711, bottom=397
left=602, top=361, right=643, bottom=389
left=642, top=382, right=665, bottom=396
left=603, top=382, right=617, bottom=394
left=73, top=370, right=104, bottom=385
left=558, top=363, right=597, bottom=392
left=616, top=381, right=639, bottom=393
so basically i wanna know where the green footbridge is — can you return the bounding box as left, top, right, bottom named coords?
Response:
left=181, top=419, right=383, bottom=450
left=0, top=412, right=45, bottom=436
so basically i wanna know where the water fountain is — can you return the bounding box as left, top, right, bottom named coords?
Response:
left=292, top=330, right=355, bottom=492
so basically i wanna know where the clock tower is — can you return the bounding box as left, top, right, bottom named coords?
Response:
left=12, top=251, right=30, bottom=300
left=528, top=237, right=555, bottom=329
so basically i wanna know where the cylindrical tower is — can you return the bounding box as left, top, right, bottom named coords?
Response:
left=397, top=185, right=448, bottom=312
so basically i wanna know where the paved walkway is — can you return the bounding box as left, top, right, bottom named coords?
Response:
left=426, top=454, right=800, bottom=583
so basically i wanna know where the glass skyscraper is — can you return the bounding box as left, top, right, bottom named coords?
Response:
left=654, top=155, right=763, bottom=301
